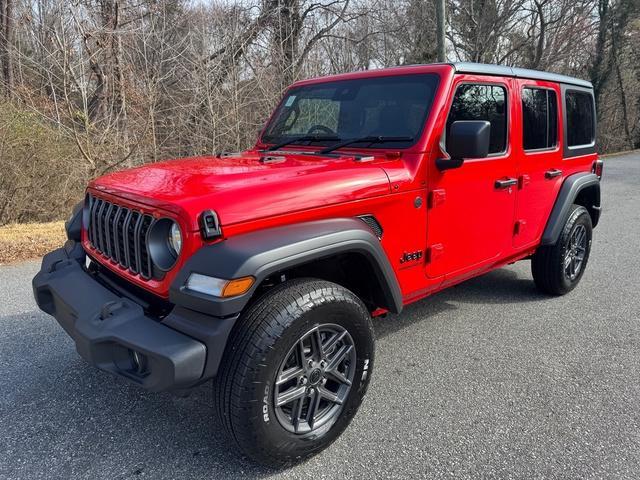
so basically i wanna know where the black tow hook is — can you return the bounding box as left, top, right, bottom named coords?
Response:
left=99, top=301, right=124, bottom=321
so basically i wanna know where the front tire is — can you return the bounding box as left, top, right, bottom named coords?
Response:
left=214, top=279, right=375, bottom=468
left=532, top=204, right=592, bottom=295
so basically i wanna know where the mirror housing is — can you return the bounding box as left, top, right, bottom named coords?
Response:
left=436, top=120, right=491, bottom=171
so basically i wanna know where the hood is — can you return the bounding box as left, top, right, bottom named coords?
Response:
left=89, top=150, right=392, bottom=230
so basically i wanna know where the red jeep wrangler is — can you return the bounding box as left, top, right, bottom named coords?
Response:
left=33, top=63, right=602, bottom=467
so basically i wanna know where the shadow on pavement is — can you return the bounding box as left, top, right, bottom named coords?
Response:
left=2, top=266, right=545, bottom=478
left=374, top=266, right=546, bottom=340
left=1, top=313, right=279, bottom=479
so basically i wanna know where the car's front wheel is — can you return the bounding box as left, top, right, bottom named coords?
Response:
left=214, top=278, right=374, bottom=467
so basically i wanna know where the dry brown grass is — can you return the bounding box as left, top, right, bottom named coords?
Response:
left=0, top=221, right=66, bottom=264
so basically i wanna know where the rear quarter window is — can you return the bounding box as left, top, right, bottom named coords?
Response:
left=522, top=87, right=558, bottom=151
left=565, top=90, right=595, bottom=147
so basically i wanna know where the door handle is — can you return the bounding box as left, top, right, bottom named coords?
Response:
left=494, top=178, right=518, bottom=189
left=545, top=169, right=562, bottom=179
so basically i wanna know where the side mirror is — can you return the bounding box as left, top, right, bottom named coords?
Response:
left=436, top=120, right=491, bottom=171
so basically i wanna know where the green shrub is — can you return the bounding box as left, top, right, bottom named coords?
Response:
left=0, top=103, right=88, bottom=224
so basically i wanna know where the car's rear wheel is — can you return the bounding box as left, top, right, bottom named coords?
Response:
left=532, top=204, right=593, bottom=295
left=214, top=278, right=374, bottom=468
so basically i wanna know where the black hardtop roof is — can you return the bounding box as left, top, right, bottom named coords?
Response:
left=452, top=62, right=592, bottom=89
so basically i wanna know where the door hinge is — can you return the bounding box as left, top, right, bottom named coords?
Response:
left=428, top=189, right=446, bottom=208
left=514, top=220, right=527, bottom=235
left=518, top=174, right=530, bottom=189
left=427, top=244, right=445, bottom=262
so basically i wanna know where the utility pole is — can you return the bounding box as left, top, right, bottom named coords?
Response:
left=436, top=0, right=446, bottom=62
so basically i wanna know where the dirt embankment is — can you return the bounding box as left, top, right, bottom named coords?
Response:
left=0, top=222, right=66, bottom=264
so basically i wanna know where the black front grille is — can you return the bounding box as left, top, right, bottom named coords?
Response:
left=87, top=194, right=154, bottom=279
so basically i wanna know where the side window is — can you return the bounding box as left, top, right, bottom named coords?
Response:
left=446, top=84, right=507, bottom=155
left=565, top=91, right=595, bottom=147
left=522, top=87, right=558, bottom=151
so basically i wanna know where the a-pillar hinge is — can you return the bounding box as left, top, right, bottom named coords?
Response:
left=428, top=189, right=446, bottom=208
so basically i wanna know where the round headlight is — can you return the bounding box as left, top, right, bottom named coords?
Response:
left=169, top=222, right=182, bottom=256
left=148, top=218, right=182, bottom=272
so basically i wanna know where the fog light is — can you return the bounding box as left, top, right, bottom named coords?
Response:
left=186, top=273, right=254, bottom=298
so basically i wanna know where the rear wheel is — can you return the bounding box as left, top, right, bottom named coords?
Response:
left=532, top=204, right=592, bottom=295
left=214, top=279, right=374, bottom=467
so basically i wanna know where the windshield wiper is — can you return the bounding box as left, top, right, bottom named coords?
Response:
left=318, top=136, right=414, bottom=154
left=266, top=135, right=340, bottom=151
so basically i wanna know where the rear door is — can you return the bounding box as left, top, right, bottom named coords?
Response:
left=426, top=76, right=518, bottom=279
left=513, top=80, right=563, bottom=248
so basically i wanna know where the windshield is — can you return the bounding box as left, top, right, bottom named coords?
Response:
left=262, top=74, right=439, bottom=150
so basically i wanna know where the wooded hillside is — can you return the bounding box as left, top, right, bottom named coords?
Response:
left=0, top=0, right=638, bottom=223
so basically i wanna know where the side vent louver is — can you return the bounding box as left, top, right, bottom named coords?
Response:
left=358, top=215, right=383, bottom=239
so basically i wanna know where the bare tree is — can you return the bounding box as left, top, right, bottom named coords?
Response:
left=2, top=0, right=640, bottom=224
left=447, top=0, right=527, bottom=64
left=589, top=0, right=636, bottom=108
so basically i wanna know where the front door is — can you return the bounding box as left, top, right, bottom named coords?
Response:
left=513, top=79, right=564, bottom=248
left=426, top=76, right=517, bottom=279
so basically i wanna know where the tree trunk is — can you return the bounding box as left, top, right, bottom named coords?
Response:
left=590, top=0, right=609, bottom=109
left=0, top=0, right=4, bottom=94
left=112, top=1, right=128, bottom=139
left=271, top=0, right=302, bottom=87
left=436, top=0, right=446, bottom=62
left=0, top=0, right=14, bottom=96
left=612, top=25, right=633, bottom=150
left=590, top=0, right=633, bottom=111
left=530, top=0, right=546, bottom=69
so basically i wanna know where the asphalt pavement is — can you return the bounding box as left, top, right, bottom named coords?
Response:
left=1, top=153, right=639, bottom=479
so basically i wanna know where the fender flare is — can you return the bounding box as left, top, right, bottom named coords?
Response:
left=541, top=172, right=601, bottom=246
left=169, top=218, right=403, bottom=317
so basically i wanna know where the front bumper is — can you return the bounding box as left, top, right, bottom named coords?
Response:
left=32, top=244, right=236, bottom=392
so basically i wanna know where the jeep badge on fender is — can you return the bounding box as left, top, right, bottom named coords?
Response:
left=33, top=63, right=601, bottom=468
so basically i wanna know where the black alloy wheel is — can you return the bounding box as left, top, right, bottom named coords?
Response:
left=564, top=223, right=587, bottom=281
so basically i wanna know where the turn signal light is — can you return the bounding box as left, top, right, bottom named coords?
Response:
left=186, top=273, right=255, bottom=298
left=221, top=277, right=255, bottom=297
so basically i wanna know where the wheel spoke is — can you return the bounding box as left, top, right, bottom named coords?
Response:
left=276, top=366, right=304, bottom=386
left=306, top=389, right=322, bottom=429
left=297, top=339, right=307, bottom=365
left=322, top=330, right=346, bottom=357
left=318, top=385, right=343, bottom=405
left=325, top=368, right=352, bottom=386
left=564, top=253, right=572, bottom=269
left=292, top=397, right=305, bottom=433
left=310, top=327, right=324, bottom=360
left=276, top=386, right=307, bottom=407
left=327, top=344, right=353, bottom=372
